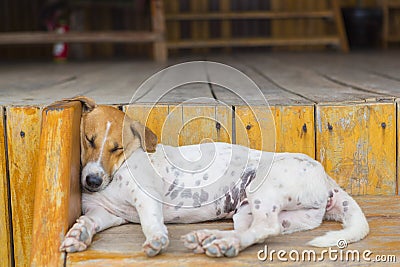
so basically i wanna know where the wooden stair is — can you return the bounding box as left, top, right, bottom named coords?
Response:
left=30, top=99, right=399, bottom=266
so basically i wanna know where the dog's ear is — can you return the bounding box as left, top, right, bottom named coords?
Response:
left=61, top=96, right=97, bottom=112
left=130, top=121, right=158, bottom=153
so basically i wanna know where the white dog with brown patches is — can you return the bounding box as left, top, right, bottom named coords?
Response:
left=60, top=96, right=369, bottom=258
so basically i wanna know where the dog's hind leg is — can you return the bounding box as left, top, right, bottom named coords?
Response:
left=185, top=192, right=284, bottom=258
left=60, top=206, right=126, bottom=253
left=233, top=201, right=253, bottom=232
left=182, top=202, right=252, bottom=255
left=279, top=208, right=325, bottom=235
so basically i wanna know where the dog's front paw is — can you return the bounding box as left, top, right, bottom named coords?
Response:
left=181, top=230, right=219, bottom=254
left=60, top=219, right=94, bottom=253
left=203, top=237, right=240, bottom=258
left=143, top=234, right=169, bottom=257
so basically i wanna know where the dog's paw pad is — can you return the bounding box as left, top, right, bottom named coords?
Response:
left=60, top=237, right=87, bottom=253
left=204, top=238, right=240, bottom=258
left=59, top=220, right=93, bottom=253
left=143, top=234, right=169, bottom=257
left=182, top=230, right=216, bottom=254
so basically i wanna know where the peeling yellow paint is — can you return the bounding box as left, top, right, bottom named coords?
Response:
left=235, top=105, right=314, bottom=157
left=31, top=102, right=82, bottom=266
left=6, top=106, right=42, bottom=267
left=316, top=103, right=396, bottom=195
left=124, top=104, right=169, bottom=144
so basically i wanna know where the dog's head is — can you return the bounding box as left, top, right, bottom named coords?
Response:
left=63, top=96, right=157, bottom=192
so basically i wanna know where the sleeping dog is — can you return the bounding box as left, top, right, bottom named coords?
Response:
left=60, top=96, right=369, bottom=257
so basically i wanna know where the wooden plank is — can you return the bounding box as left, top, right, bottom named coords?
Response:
left=0, top=31, right=159, bottom=44
left=30, top=101, right=82, bottom=266
left=206, top=56, right=312, bottom=106
left=180, top=105, right=232, bottom=146
left=241, top=55, right=385, bottom=103
left=135, top=62, right=214, bottom=104
left=162, top=105, right=182, bottom=146
left=123, top=104, right=169, bottom=144
left=66, top=196, right=400, bottom=266
left=124, top=104, right=232, bottom=147
left=6, top=106, right=42, bottom=267
left=165, top=10, right=334, bottom=20
left=316, top=102, right=396, bottom=195
left=0, top=62, right=165, bottom=106
left=0, top=107, right=12, bottom=267
left=235, top=106, right=276, bottom=151
left=274, top=105, right=315, bottom=158
left=167, top=36, right=340, bottom=49
left=235, top=105, right=314, bottom=157
left=269, top=53, right=400, bottom=99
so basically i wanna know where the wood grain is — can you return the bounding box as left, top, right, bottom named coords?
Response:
left=123, top=104, right=169, bottom=144
left=274, top=105, right=315, bottom=158
left=235, top=105, right=314, bottom=157
left=316, top=103, right=396, bottom=195
left=0, top=107, right=11, bottom=267
left=30, top=101, right=82, bottom=266
left=235, top=106, right=276, bottom=151
left=6, top=106, right=41, bottom=267
left=66, top=196, right=400, bottom=266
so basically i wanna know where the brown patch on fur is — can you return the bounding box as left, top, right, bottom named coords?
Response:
left=129, top=120, right=157, bottom=153
left=77, top=97, right=158, bottom=180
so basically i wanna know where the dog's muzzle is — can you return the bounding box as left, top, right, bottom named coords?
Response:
left=81, top=162, right=108, bottom=192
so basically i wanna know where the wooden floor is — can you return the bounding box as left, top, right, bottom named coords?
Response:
left=2, top=52, right=400, bottom=266
left=67, top=196, right=400, bottom=266
left=1, top=51, right=400, bottom=106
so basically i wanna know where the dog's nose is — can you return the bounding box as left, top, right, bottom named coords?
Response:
left=86, top=174, right=103, bottom=188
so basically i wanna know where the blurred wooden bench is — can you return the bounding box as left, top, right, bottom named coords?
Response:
left=0, top=0, right=167, bottom=62
left=29, top=100, right=400, bottom=266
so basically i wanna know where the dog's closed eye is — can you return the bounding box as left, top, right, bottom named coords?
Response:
left=85, top=135, right=96, bottom=148
left=110, top=142, right=123, bottom=153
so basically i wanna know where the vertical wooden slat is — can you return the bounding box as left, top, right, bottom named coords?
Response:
left=124, top=104, right=169, bottom=144
left=0, top=107, right=12, bottom=267
left=179, top=105, right=232, bottom=145
left=235, top=105, right=314, bottom=156
left=316, top=103, right=396, bottom=195
left=30, top=101, right=82, bottom=266
left=151, top=0, right=167, bottom=62
left=216, top=105, right=233, bottom=143
left=7, top=106, right=41, bottom=267
left=275, top=105, right=315, bottom=158
left=163, top=105, right=182, bottom=146
left=235, top=106, right=275, bottom=151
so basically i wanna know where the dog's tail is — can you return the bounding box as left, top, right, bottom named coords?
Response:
left=307, top=187, right=369, bottom=247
